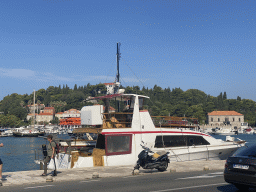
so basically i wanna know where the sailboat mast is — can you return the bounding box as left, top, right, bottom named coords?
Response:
left=33, top=89, right=35, bottom=129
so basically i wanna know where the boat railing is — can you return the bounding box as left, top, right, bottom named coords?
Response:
left=102, top=112, right=133, bottom=128
left=166, top=141, right=243, bottom=161
left=152, top=116, right=199, bottom=128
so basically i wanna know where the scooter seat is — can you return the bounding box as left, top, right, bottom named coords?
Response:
left=152, top=153, right=160, bottom=158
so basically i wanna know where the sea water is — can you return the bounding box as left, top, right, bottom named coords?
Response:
left=0, top=134, right=255, bottom=172
left=213, top=134, right=256, bottom=154
left=0, top=135, right=70, bottom=172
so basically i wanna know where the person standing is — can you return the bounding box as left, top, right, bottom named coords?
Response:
left=41, top=135, right=56, bottom=176
left=0, top=143, right=3, bottom=180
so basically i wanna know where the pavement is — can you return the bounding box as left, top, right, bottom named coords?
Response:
left=0, top=160, right=226, bottom=187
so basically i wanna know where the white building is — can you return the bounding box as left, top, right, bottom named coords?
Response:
left=63, top=109, right=80, bottom=118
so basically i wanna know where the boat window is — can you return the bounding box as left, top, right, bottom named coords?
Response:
left=155, top=135, right=210, bottom=148
left=186, top=136, right=210, bottom=146
left=130, top=97, right=135, bottom=109
left=129, top=97, right=144, bottom=110
left=155, top=136, right=186, bottom=148
left=105, top=134, right=132, bottom=156
left=188, top=138, right=194, bottom=145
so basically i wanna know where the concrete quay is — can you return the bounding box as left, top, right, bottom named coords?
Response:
left=0, top=160, right=226, bottom=187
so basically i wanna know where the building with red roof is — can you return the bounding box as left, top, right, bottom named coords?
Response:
left=208, top=111, right=244, bottom=128
left=58, top=109, right=81, bottom=128
left=42, top=107, right=55, bottom=115
left=36, top=112, right=54, bottom=123
left=26, top=113, right=38, bottom=121
left=55, top=112, right=64, bottom=120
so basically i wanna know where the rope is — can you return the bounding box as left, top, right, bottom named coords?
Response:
left=121, top=58, right=147, bottom=88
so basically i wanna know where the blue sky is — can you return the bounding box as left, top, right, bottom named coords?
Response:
left=0, top=0, right=255, bottom=101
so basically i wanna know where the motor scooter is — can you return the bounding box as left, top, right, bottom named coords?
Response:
left=134, top=144, right=170, bottom=172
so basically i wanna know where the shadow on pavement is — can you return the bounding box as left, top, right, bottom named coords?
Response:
left=217, top=184, right=256, bottom=192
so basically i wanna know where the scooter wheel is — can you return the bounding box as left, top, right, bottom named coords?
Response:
left=158, top=161, right=168, bottom=172
left=134, top=165, right=140, bottom=170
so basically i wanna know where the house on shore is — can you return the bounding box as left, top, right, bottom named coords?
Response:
left=207, top=111, right=244, bottom=128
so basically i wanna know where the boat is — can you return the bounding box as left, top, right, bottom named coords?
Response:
left=49, top=92, right=245, bottom=169
left=244, top=127, right=254, bottom=134
left=13, top=90, right=45, bottom=137
left=0, top=128, right=13, bottom=137
left=12, top=129, right=44, bottom=137
left=210, top=127, right=238, bottom=135
left=40, top=43, right=245, bottom=170
left=43, top=125, right=59, bottom=135
left=240, top=122, right=252, bottom=134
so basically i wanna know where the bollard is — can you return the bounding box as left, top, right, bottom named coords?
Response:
left=92, top=172, right=99, bottom=179
left=132, top=169, right=139, bottom=175
left=203, top=166, right=209, bottom=171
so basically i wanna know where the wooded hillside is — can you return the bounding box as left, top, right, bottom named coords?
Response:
left=0, top=83, right=255, bottom=127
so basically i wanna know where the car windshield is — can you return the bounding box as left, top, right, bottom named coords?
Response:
left=233, top=145, right=256, bottom=157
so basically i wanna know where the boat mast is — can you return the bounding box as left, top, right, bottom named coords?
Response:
left=116, top=42, right=121, bottom=83
left=116, top=42, right=121, bottom=112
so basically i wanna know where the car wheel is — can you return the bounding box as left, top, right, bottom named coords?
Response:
left=158, top=161, right=168, bottom=172
left=234, top=184, right=249, bottom=190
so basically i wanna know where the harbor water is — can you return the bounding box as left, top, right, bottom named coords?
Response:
left=0, top=134, right=255, bottom=173
left=0, top=134, right=70, bottom=172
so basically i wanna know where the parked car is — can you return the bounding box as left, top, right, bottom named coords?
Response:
left=224, top=144, right=256, bottom=190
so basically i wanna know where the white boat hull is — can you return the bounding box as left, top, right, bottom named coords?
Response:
left=47, top=143, right=241, bottom=169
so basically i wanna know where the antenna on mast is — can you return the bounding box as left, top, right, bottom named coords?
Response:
left=105, top=43, right=124, bottom=95
left=116, top=42, right=121, bottom=83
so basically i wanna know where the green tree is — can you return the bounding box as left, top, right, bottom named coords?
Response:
left=185, top=105, right=206, bottom=124
left=74, top=84, right=78, bottom=91
left=50, top=117, right=59, bottom=125
left=223, top=92, right=227, bottom=100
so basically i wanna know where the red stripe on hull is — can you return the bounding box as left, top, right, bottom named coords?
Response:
left=101, top=131, right=211, bottom=137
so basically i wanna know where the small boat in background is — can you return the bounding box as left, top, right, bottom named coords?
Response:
left=211, top=127, right=238, bottom=135
left=0, top=128, right=13, bottom=137
left=13, top=128, right=44, bottom=137
left=244, top=127, right=254, bottom=134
